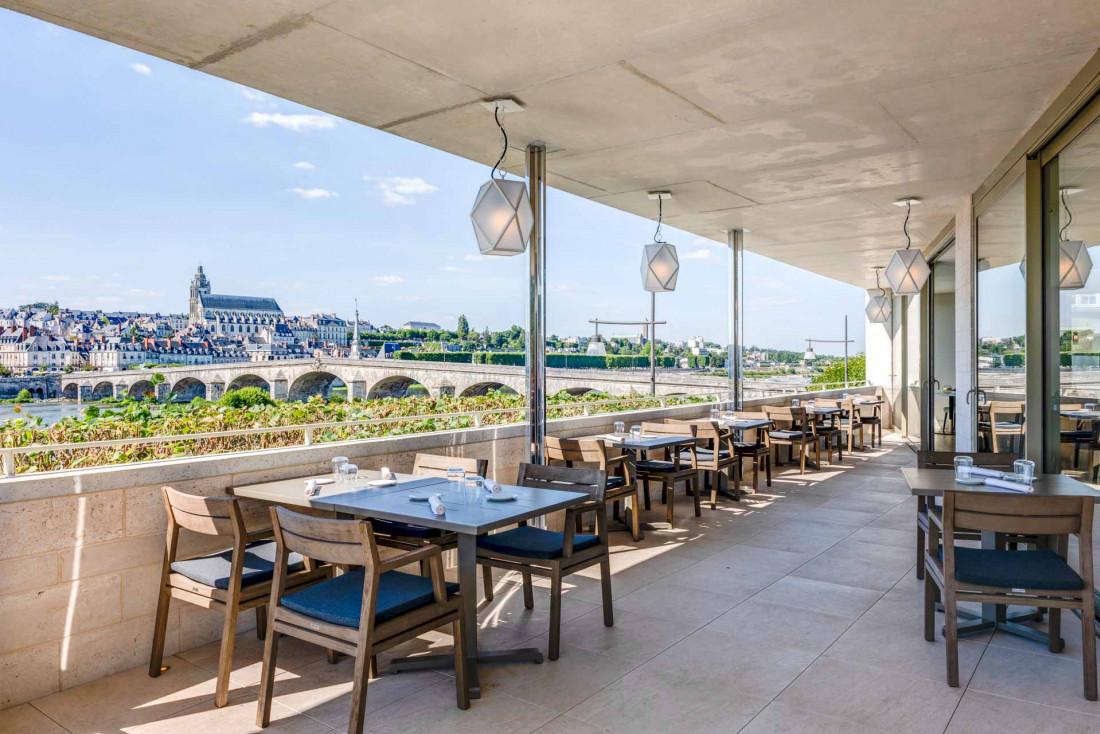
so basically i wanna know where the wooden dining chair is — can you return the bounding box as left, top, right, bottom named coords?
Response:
left=913, top=451, right=1016, bottom=581
left=923, top=491, right=1095, bottom=699
left=634, top=421, right=700, bottom=523
left=860, top=400, right=884, bottom=448
left=835, top=397, right=865, bottom=453
left=257, top=507, right=468, bottom=733
left=763, top=406, right=816, bottom=474
left=731, top=411, right=772, bottom=491
left=668, top=419, right=739, bottom=506
left=545, top=435, right=642, bottom=540
left=979, top=401, right=1025, bottom=454
left=477, top=464, right=612, bottom=661
left=150, top=487, right=329, bottom=707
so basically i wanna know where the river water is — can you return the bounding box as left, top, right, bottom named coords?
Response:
left=0, top=402, right=87, bottom=426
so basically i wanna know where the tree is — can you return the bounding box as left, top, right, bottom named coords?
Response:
left=14, top=389, right=33, bottom=403
left=810, top=354, right=866, bottom=388
left=456, top=314, right=470, bottom=339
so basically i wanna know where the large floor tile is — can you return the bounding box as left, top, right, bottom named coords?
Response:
left=967, top=643, right=1100, bottom=716
left=614, top=580, right=744, bottom=625
left=0, top=704, right=68, bottom=734
left=555, top=606, right=696, bottom=663
left=741, top=701, right=884, bottom=733
left=355, top=680, right=558, bottom=734
left=747, top=575, right=883, bottom=620
left=946, top=690, right=1100, bottom=733
left=706, top=598, right=852, bottom=655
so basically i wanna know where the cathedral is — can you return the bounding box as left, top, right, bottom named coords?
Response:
left=188, top=266, right=284, bottom=336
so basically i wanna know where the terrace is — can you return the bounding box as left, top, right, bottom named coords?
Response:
left=3, top=2, right=1100, bottom=733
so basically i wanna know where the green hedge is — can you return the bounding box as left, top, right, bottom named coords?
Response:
left=393, top=351, right=473, bottom=363
left=468, top=352, right=676, bottom=369
left=1003, top=353, right=1024, bottom=367
left=1061, top=352, right=1100, bottom=366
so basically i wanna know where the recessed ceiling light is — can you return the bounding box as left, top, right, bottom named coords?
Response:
left=480, top=98, right=524, bottom=114
left=647, top=191, right=672, bottom=200
left=892, top=197, right=922, bottom=207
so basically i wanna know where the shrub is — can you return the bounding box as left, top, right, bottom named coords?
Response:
left=13, top=389, right=33, bottom=403
left=220, top=387, right=275, bottom=408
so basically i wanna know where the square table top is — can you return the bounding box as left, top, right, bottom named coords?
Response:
left=230, top=469, right=439, bottom=511
left=1061, top=409, right=1100, bottom=421
left=233, top=472, right=588, bottom=535
left=718, top=417, right=773, bottom=431
left=902, top=467, right=1100, bottom=501
left=587, top=433, right=697, bottom=451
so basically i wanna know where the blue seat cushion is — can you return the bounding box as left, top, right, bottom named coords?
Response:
left=370, top=518, right=446, bottom=540
left=953, top=548, right=1084, bottom=591
left=769, top=430, right=805, bottom=440
left=281, top=569, right=459, bottom=628
left=170, top=540, right=305, bottom=590
left=606, top=475, right=627, bottom=490
left=635, top=459, right=678, bottom=473
left=478, top=525, right=599, bottom=560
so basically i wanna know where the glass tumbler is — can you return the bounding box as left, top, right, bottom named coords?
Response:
left=339, top=463, right=359, bottom=486
left=613, top=420, right=626, bottom=436
left=953, top=455, right=974, bottom=481
left=630, top=424, right=643, bottom=440
left=447, top=466, right=466, bottom=486
left=1013, top=459, right=1036, bottom=481
left=331, top=456, right=348, bottom=481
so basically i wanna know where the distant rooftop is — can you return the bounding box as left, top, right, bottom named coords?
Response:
left=198, top=294, right=282, bottom=313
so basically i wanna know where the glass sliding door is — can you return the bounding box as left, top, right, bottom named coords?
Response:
left=1043, top=111, right=1100, bottom=483
left=975, top=176, right=1027, bottom=455
left=926, top=244, right=956, bottom=451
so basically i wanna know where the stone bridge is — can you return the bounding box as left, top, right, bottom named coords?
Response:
left=60, top=357, right=730, bottom=403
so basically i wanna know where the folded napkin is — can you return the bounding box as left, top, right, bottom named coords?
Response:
left=969, top=466, right=1004, bottom=479
left=428, top=493, right=446, bottom=515
left=483, top=479, right=502, bottom=495
left=598, top=434, right=626, bottom=443
left=380, top=467, right=396, bottom=480
left=984, top=477, right=1032, bottom=493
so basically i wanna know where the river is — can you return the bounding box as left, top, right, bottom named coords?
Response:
left=0, top=402, right=87, bottom=426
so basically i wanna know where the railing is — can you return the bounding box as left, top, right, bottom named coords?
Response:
left=0, top=394, right=717, bottom=476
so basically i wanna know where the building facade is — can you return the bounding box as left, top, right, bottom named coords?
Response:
left=188, top=266, right=284, bottom=336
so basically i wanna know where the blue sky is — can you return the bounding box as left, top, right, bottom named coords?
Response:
left=0, top=9, right=866, bottom=353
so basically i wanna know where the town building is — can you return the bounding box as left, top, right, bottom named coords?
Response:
left=0, top=327, right=79, bottom=373
left=188, top=266, right=284, bottom=336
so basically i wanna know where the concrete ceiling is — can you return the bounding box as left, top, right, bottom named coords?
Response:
left=4, top=0, right=1100, bottom=288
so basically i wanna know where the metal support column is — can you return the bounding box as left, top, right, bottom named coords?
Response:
left=727, top=228, right=744, bottom=409
left=649, top=292, right=657, bottom=396
left=526, top=143, right=547, bottom=464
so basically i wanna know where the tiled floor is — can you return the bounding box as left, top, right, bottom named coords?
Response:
left=5, top=435, right=1100, bottom=733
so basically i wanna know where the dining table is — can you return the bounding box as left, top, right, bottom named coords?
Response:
left=231, top=468, right=589, bottom=699
left=902, top=467, right=1100, bottom=646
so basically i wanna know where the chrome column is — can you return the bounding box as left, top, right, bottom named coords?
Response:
left=526, top=144, right=547, bottom=464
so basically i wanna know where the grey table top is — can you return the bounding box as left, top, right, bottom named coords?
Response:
left=587, top=433, right=696, bottom=451
left=902, top=467, right=1100, bottom=501
left=230, top=470, right=440, bottom=511
left=1061, top=409, right=1100, bottom=421
left=233, top=472, right=588, bottom=535
left=716, top=417, right=773, bottom=431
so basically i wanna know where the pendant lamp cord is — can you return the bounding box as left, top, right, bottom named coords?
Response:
left=903, top=200, right=912, bottom=250
left=654, top=196, right=666, bottom=243
left=1060, top=188, right=1073, bottom=241
left=490, top=105, right=508, bottom=180
left=874, top=267, right=885, bottom=297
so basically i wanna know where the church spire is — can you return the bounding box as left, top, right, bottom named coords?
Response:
left=350, top=299, right=361, bottom=358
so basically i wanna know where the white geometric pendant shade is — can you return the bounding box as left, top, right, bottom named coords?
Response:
left=1017, top=240, right=1094, bottom=290
left=641, top=243, right=679, bottom=292
left=865, top=290, right=892, bottom=323
left=884, top=248, right=930, bottom=296
left=470, top=178, right=533, bottom=256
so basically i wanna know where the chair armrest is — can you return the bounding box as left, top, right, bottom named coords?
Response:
left=377, top=544, right=443, bottom=574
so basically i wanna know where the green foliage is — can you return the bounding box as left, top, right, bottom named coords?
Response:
left=1003, top=353, right=1025, bottom=367
left=13, top=389, right=33, bottom=403
left=83, top=405, right=100, bottom=419
left=394, top=351, right=474, bottom=363
left=810, top=354, right=866, bottom=387
left=220, top=387, right=275, bottom=408
left=1060, top=352, right=1100, bottom=367
left=0, top=364, right=11, bottom=377
left=456, top=314, right=470, bottom=339
left=149, top=373, right=166, bottom=386
left=471, top=353, right=677, bottom=369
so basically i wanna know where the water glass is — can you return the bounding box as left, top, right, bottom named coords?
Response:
left=463, top=475, right=484, bottom=504
left=630, top=424, right=643, bottom=440
left=1086, top=403, right=1097, bottom=412
left=791, top=398, right=800, bottom=407
left=447, top=466, right=466, bottom=485
left=953, top=455, right=974, bottom=480
left=331, top=455, right=348, bottom=481
left=613, top=420, right=626, bottom=436
left=1013, top=459, right=1036, bottom=481
left=339, top=463, right=359, bottom=486
left=805, top=400, right=815, bottom=409
left=710, top=408, right=720, bottom=420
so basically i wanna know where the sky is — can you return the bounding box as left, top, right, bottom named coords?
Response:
left=0, top=9, right=866, bottom=353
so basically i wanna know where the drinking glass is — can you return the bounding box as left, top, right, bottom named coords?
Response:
left=791, top=398, right=800, bottom=407
left=953, top=455, right=973, bottom=480
left=613, top=420, right=626, bottom=436
left=1013, top=459, right=1036, bottom=481
left=805, top=400, right=815, bottom=409
left=464, top=475, right=484, bottom=504
left=1086, top=403, right=1097, bottom=412
left=447, top=466, right=466, bottom=485
left=710, top=408, right=720, bottom=420
left=630, top=424, right=643, bottom=440
left=339, top=463, right=359, bottom=486
left=331, top=455, right=348, bottom=481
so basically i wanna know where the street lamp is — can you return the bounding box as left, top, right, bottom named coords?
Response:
left=804, top=316, right=855, bottom=388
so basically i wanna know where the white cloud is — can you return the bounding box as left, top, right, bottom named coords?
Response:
left=291, top=187, right=338, bottom=200
left=365, top=175, right=438, bottom=206
left=682, top=248, right=713, bottom=260
left=129, top=63, right=152, bottom=76
left=373, top=275, right=406, bottom=286
left=240, top=88, right=266, bottom=102
left=292, top=161, right=316, bottom=170
left=441, top=265, right=472, bottom=274
left=42, top=274, right=74, bottom=282
left=243, top=112, right=336, bottom=132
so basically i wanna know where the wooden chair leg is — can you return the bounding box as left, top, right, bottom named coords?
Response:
left=599, top=556, right=614, bottom=627
left=665, top=481, right=675, bottom=525
left=148, top=585, right=172, bottom=677
left=255, top=628, right=280, bottom=728
left=1048, top=608, right=1062, bottom=653
left=752, top=457, right=759, bottom=490
left=452, top=618, right=470, bottom=710
left=347, top=644, right=373, bottom=734
left=548, top=570, right=563, bottom=661
left=630, top=485, right=642, bottom=542
left=765, top=454, right=772, bottom=486
left=692, top=477, right=702, bottom=517
left=370, top=655, right=379, bottom=678
left=916, top=522, right=926, bottom=580
left=799, top=443, right=807, bottom=474
left=710, top=471, right=719, bottom=510
left=1082, top=591, right=1097, bottom=700
left=255, top=605, right=267, bottom=640
left=214, top=602, right=239, bottom=707
left=326, top=648, right=339, bottom=664
left=522, top=571, right=535, bottom=610
left=643, top=480, right=651, bottom=511
left=481, top=564, right=495, bottom=602
left=944, top=590, right=960, bottom=687
left=923, top=573, right=936, bottom=642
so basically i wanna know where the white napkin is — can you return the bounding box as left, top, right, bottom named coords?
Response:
left=483, top=479, right=502, bottom=495
left=599, top=434, right=626, bottom=443
left=428, top=493, right=446, bottom=515
left=969, top=466, right=1004, bottom=479
left=304, top=479, right=321, bottom=497
left=380, top=467, right=396, bottom=480
left=984, top=477, right=1032, bottom=493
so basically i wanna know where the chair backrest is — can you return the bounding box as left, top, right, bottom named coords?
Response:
left=270, top=505, right=376, bottom=568
left=666, top=419, right=722, bottom=443
left=989, top=401, right=1025, bottom=424
left=763, top=405, right=808, bottom=432
left=943, top=491, right=1092, bottom=544
left=412, top=453, right=488, bottom=478
left=545, top=436, right=611, bottom=465
left=641, top=421, right=697, bottom=437
left=516, top=462, right=607, bottom=503
left=917, top=450, right=1016, bottom=470
left=161, top=486, right=243, bottom=538
left=732, top=411, right=767, bottom=442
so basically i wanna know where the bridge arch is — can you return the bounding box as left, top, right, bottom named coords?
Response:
left=227, top=374, right=272, bottom=393
left=459, top=381, right=519, bottom=398
left=170, top=377, right=207, bottom=402
left=62, top=383, right=79, bottom=400
left=367, top=375, right=429, bottom=400
left=90, top=381, right=114, bottom=400
left=559, top=386, right=601, bottom=397
left=289, top=371, right=346, bottom=401
left=127, top=380, right=156, bottom=400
